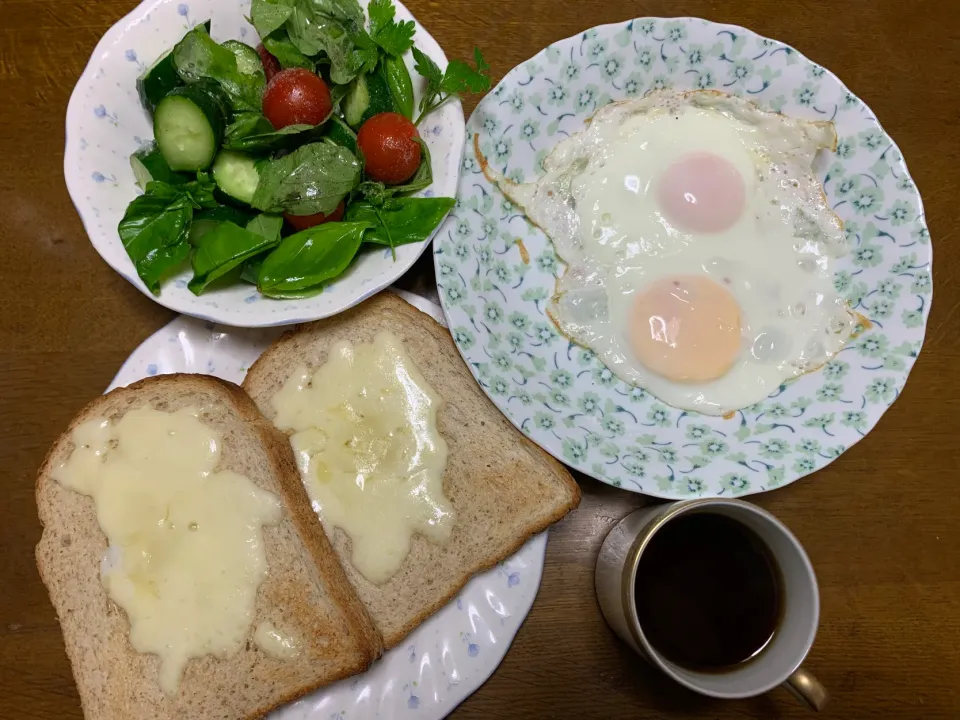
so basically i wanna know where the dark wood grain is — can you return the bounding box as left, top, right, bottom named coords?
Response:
left=1, top=1, right=958, bottom=718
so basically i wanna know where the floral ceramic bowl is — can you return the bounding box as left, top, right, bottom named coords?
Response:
left=435, top=17, right=932, bottom=498
left=65, top=0, right=463, bottom=327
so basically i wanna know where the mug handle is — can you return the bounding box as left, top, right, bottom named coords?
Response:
left=783, top=666, right=829, bottom=711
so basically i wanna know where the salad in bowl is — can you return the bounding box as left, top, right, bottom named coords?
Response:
left=65, top=0, right=488, bottom=326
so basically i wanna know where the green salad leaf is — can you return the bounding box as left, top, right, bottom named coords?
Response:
left=413, top=46, right=491, bottom=124
left=181, top=174, right=221, bottom=209
left=240, top=213, right=285, bottom=285
left=348, top=29, right=380, bottom=76
left=188, top=219, right=281, bottom=294
left=345, top=197, right=454, bottom=249
left=250, top=0, right=296, bottom=38
left=367, top=0, right=415, bottom=56
left=224, top=113, right=321, bottom=153
left=246, top=213, right=285, bottom=244
left=173, top=25, right=265, bottom=112
left=225, top=112, right=275, bottom=142
left=252, top=141, right=361, bottom=215
left=119, top=184, right=189, bottom=292
left=285, top=0, right=366, bottom=84
left=258, top=221, right=371, bottom=297
left=118, top=176, right=219, bottom=293
left=262, top=29, right=316, bottom=70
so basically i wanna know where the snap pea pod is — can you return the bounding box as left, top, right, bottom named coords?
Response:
left=382, top=54, right=414, bottom=120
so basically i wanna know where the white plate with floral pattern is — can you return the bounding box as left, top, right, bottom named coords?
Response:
left=107, top=289, right=546, bottom=719
left=435, top=17, right=932, bottom=498
left=66, top=0, right=464, bottom=327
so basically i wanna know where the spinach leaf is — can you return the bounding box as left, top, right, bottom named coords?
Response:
left=194, top=204, right=257, bottom=229
left=330, top=82, right=351, bottom=110
left=237, top=214, right=284, bottom=285
left=345, top=197, right=454, bottom=248
left=250, top=0, right=296, bottom=38
left=286, top=0, right=365, bottom=84
left=246, top=213, right=285, bottom=244
left=173, top=25, right=264, bottom=112
left=188, top=220, right=282, bottom=294
left=258, top=221, right=371, bottom=297
left=262, top=29, right=316, bottom=70
left=225, top=112, right=274, bottom=143
left=241, top=257, right=264, bottom=285
left=252, top=141, right=361, bottom=215
left=181, top=173, right=220, bottom=208
left=118, top=184, right=194, bottom=293
left=224, top=113, right=321, bottom=153
left=367, top=0, right=415, bottom=57
left=118, top=176, right=220, bottom=293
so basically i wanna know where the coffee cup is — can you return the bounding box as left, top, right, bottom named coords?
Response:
left=595, top=499, right=827, bottom=710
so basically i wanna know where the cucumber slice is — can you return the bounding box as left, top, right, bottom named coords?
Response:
left=137, top=50, right=182, bottom=112
left=222, top=40, right=265, bottom=78
left=154, top=85, right=226, bottom=171
left=322, top=115, right=359, bottom=156
left=343, top=70, right=395, bottom=129
left=212, top=150, right=260, bottom=204
left=130, top=144, right=189, bottom=189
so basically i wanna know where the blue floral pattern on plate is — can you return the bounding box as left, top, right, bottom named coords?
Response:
left=434, top=18, right=932, bottom=498
left=65, top=0, right=464, bottom=328
left=107, top=289, right=546, bottom=718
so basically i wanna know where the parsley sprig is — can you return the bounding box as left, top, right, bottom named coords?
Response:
left=412, top=47, right=491, bottom=125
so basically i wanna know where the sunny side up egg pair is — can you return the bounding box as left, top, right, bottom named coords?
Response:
left=483, top=89, right=857, bottom=416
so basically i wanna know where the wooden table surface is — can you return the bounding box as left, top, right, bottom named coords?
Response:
left=2, top=0, right=958, bottom=717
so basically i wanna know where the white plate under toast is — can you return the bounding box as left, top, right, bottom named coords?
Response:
left=106, top=289, right=546, bottom=719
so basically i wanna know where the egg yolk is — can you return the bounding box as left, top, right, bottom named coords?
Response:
left=656, top=152, right=745, bottom=233
left=627, top=276, right=742, bottom=382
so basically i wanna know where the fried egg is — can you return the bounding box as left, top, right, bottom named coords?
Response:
left=484, top=89, right=856, bottom=415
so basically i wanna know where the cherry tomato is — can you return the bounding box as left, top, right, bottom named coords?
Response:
left=284, top=201, right=345, bottom=231
left=356, top=112, right=422, bottom=185
left=256, top=44, right=281, bottom=83
left=262, top=68, right=332, bottom=129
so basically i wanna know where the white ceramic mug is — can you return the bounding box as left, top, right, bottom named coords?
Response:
left=595, top=499, right=828, bottom=710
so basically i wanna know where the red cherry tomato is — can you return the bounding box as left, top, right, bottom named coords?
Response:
left=284, top=201, right=345, bottom=231
left=262, top=68, right=332, bottom=129
left=356, top=112, right=422, bottom=185
left=256, top=44, right=281, bottom=82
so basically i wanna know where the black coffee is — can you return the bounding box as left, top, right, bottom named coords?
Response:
left=634, top=512, right=781, bottom=670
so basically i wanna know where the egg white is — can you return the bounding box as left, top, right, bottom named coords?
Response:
left=486, top=89, right=856, bottom=415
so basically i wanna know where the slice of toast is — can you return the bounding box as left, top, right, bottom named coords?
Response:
left=243, top=292, right=581, bottom=648
left=36, top=374, right=383, bottom=719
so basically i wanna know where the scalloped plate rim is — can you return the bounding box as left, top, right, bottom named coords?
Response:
left=435, top=16, right=932, bottom=499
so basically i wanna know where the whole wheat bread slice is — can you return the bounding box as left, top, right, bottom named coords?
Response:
left=36, top=374, right=383, bottom=719
left=243, top=292, right=581, bottom=648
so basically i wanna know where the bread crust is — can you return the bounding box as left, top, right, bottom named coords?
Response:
left=36, top=374, right=383, bottom=719
left=243, top=292, right=581, bottom=648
